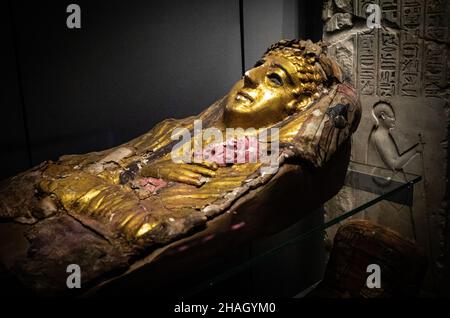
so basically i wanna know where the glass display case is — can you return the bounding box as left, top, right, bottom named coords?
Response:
left=178, top=162, right=422, bottom=297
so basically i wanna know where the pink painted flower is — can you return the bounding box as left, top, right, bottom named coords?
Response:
left=199, top=136, right=259, bottom=165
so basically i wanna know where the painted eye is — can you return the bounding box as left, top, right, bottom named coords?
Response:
left=267, top=73, right=283, bottom=86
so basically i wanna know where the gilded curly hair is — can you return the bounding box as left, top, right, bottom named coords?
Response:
left=262, top=39, right=343, bottom=96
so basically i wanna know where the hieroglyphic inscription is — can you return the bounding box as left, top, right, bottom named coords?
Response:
left=424, top=42, right=446, bottom=97
left=425, top=0, right=447, bottom=41
left=358, top=30, right=378, bottom=95
left=399, top=0, right=424, bottom=97
left=352, top=0, right=446, bottom=97
left=400, top=31, right=422, bottom=97
left=381, top=0, right=400, bottom=25
left=424, top=0, right=448, bottom=97
left=379, top=30, right=399, bottom=96
left=401, top=0, right=424, bottom=35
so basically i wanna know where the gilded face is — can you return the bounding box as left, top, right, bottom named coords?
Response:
left=224, top=55, right=302, bottom=129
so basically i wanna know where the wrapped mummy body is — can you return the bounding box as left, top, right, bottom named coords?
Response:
left=0, top=40, right=361, bottom=295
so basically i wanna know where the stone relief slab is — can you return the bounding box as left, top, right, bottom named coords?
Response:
left=322, top=0, right=449, bottom=292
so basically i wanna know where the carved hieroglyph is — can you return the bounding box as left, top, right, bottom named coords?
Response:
left=323, top=0, right=449, bottom=292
